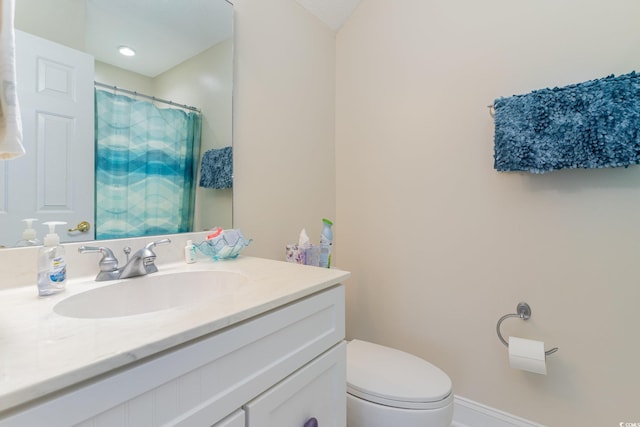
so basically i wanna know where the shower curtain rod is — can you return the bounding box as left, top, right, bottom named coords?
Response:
left=94, top=81, right=200, bottom=112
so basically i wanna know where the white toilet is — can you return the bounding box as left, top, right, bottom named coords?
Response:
left=346, top=339, right=454, bottom=427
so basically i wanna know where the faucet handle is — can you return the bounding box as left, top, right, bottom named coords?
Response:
left=136, top=238, right=171, bottom=275
left=144, top=238, right=171, bottom=251
left=78, top=246, right=119, bottom=272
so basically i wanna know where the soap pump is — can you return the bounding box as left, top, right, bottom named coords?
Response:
left=15, top=218, right=42, bottom=247
left=37, top=221, right=67, bottom=296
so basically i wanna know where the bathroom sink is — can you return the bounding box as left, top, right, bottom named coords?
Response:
left=54, top=270, right=248, bottom=319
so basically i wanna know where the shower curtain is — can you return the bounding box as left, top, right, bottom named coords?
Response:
left=95, top=89, right=201, bottom=240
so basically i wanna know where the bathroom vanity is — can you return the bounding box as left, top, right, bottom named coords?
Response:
left=0, top=256, right=349, bottom=426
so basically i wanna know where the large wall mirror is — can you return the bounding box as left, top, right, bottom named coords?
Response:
left=0, top=0, right=233, bottom=247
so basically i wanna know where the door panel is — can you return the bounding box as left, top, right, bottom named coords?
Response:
left=0, top=30, right=94, bottom=246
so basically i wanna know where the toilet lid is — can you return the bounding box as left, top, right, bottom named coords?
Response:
left=347, top=339, right=453, bottom=410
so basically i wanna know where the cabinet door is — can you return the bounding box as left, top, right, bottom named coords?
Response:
left=245, top=343, right=346, bottom=427
left=213, top=409, right=244, bottom=427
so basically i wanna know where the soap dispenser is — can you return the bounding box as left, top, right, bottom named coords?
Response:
left=15, top=218, right=42, bottom=247
left=37, top=221, right=67, bottom=296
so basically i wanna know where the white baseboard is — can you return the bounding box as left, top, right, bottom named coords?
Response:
left=452, top=395, right=545, bottom=427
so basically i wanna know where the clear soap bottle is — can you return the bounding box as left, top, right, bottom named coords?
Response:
left=37, top=221, right=67, bottom=296
left=15, top=218, right=42, bottom=247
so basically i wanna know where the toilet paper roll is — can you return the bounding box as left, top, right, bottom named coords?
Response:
left=508, top=336, right=547, bottom=375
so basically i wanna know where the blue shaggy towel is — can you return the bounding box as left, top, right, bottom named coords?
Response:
left=493, top=71, right=640, bottom=173
left=199, top=146, right=233, bottom=189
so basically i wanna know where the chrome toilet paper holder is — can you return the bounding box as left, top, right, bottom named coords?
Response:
left=496, top=302, right=559, bottom=356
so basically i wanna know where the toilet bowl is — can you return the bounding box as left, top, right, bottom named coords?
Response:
left=346, top=339, right=454, bottom=427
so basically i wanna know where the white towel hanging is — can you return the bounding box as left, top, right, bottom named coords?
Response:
left=0, top=0, right=24, bottom=160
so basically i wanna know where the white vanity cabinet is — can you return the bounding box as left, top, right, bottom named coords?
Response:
left=0, top=285, right=346, bottom=427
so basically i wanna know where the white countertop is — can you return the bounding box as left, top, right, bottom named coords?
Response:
left=0, top=256, right=350, bottom=414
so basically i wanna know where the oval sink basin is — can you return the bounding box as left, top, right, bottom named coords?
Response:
left=54, top=270, right=248, bottom=319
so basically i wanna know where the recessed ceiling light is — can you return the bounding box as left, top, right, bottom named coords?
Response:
left=118, top=46, right=136, bottom=57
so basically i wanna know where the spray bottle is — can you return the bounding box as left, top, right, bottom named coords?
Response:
left=319, top=218, right=333, bottom=268
left=37, top=221, right=67, bottom=296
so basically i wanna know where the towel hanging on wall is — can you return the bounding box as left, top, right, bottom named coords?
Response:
left=199, top=146, right=232, bottom=189
left=493, top=71, right=640, bottom=173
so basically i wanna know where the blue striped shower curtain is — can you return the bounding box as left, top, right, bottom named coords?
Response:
left=95, top=89, right=201, bottom=240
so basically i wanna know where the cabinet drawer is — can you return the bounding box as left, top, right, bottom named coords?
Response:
left=245, top=342, right=346, bottom=427
left=0, top=285, right=345, bottom=427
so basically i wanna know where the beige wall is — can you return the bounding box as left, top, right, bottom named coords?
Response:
left=336, top=0, right=640, bottom=425
left=233, top=0, right=337, bottom=259
left=94, top=61, right=154, bottom=94
left=15, top=0, right=85, bottom=51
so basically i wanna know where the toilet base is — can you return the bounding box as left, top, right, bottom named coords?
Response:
left=347, top=393, right=453, bottom=427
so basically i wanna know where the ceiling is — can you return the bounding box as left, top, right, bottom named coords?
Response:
left=294, top=0, right=361, bottom=30
left=85, top=0, right=232, bottom=77
left=70, top=0, right=358, bottom=78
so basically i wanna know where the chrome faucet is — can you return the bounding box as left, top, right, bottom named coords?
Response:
left=79, top=238, right=171, bottom=281
left=119, top=239, right=171, bottom=278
